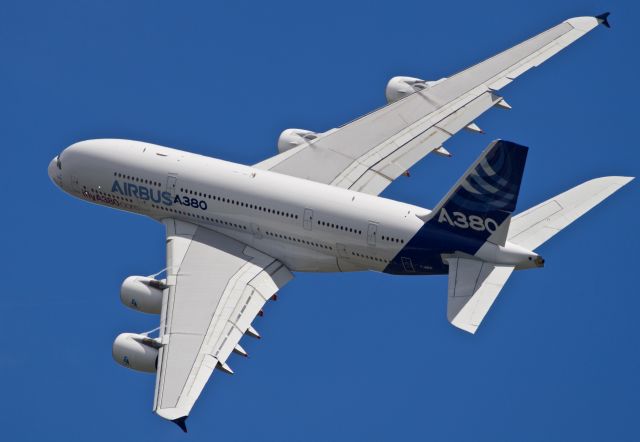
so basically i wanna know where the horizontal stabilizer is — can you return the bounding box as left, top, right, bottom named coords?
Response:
left=508, top=176, right=633, bottom=250
left=447, top=258, right=515, bottom=334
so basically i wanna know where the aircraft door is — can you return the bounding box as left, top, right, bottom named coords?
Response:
left=367, top=222, right=378, bottom=246
left=336, top=243, right=350, bottom=258
left=250, top=223, right=263, bottom=239
left=401, top=257, right=415, bottom=273
left=303, top=209, right=313, bottom=231
left=166, top=174, right=178, bottom=195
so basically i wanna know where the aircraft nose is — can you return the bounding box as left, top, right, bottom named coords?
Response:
left=48, top=156, right=62, bottom=187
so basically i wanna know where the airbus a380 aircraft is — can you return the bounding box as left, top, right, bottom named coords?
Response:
left=49, top=13, right=630, bottom=431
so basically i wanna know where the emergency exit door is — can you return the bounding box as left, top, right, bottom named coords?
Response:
left=367, top=222, right=378, bottom=246
left=303, top=209, right=313, bottom=231
left=166, top=174, right=178, bottom=194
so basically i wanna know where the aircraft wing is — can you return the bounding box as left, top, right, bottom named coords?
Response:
left=255, top=14, right=608, bottom=196
left=153, top=219, right=293, bottom=431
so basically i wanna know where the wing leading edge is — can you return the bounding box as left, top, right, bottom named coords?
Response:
left=255, top=15, right=608, bottom=196
left=154, top=219, right=293, bottom=429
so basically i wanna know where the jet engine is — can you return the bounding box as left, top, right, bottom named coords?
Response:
left=112, top=333, right=159, bottom=373
left=120, top=276, right=165, bottom=314
left=277, top=128, right=320, bottom=153
left=385, top=76, right=447, bottom=103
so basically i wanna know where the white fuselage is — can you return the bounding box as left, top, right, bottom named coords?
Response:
left=48, top=139, right=429, bottom=273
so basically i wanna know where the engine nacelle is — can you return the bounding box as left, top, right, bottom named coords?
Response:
left=277, top=128, right=320, bottom=153
left=120, top=276, right=164, bottom=314
left=385, top=76, right=447, bottom=103
left=112, top=333, right=159, bottom=373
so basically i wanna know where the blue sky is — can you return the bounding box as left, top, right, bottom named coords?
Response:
left=3, top=0, right=639, bottom=440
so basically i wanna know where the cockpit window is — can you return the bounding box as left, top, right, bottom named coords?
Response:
left=56, top=155, right=62, bottom=170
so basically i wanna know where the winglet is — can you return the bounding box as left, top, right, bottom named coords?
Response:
left=596, top=12, right=611, bottom=28
left=172, top=416, right=188, bottom=433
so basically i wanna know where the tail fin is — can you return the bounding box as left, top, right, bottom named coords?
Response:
left=425, top=140, right=528, bottom=246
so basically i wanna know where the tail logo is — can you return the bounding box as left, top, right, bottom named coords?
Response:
left=437, top=208, right=498, bottom=233
left=451, top=148, right=520, bottom=212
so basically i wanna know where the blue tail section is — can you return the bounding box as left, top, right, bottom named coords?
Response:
left=384, top=140, right=528, bottom=275
left=428, top=139, right=528, bottom=241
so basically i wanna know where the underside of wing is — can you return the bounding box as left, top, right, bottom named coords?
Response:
left=153, top=219, right=293, bottom=429
left=255, top=15, right=607, bottom=196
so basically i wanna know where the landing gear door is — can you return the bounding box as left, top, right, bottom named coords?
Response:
left=303, top=209, right=313, bottom=231
left=166, top=174, right=178, bottom=195
left=367, top=222, right=378, bottom=246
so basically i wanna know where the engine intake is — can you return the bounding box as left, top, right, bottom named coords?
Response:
left=277, top=128, right=320, bottom=153
left=385, top=76, right=447, bottom=103
left=112, top=333, right=159, bottom=373
left=120, top=276, right=164, bottom=314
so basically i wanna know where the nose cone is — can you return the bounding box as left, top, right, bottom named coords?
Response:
left=48, top=156, right=62, bottom=188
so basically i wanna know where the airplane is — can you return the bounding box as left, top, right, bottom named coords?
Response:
left=48, top=13, right=629, bottom=432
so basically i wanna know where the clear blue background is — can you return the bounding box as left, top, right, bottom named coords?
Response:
left=2, top=1, right=639, bottom=440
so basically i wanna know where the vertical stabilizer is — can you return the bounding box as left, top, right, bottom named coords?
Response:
left=424, top=139, right=528, bottom=248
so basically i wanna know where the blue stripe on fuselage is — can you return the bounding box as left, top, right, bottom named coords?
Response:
left=384, top=140, right=528, bottom=275
left=383, top=221, right=485, bottom=275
